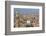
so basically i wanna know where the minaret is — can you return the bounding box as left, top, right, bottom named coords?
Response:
left=16, top=11, right=20, bottom=27
left=16, top=11, right=19, bottom=17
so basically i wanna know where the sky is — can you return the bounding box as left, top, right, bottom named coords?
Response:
left=14, top=8, right=39, bottom=16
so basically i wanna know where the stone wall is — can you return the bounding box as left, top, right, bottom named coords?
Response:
left=14, top=14, right=39, bottom=27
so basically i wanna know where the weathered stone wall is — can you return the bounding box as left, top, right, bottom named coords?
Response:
left=14, top=14, right=39, bottom=27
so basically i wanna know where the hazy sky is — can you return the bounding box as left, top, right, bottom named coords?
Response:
left=14, top=8, right=39, bottom=16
